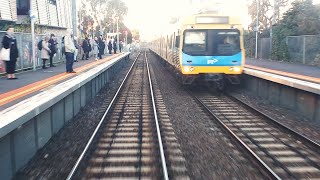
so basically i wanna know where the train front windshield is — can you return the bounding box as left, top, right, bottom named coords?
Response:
left=183, top=29, right=241, bottom=56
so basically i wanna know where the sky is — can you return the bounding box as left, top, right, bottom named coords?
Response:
left=122, top=0, right=320, bottom=41
left=122, top=0, right=248, bottom=41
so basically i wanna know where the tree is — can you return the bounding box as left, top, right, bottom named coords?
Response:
left=103, top=0, right=128, bottom=34
left=245, top=0, right=289, bottom=58
left=131, top=29, right=140, bottom=42
left=248, top=0, right=289, bottom=31
left=78, top=2, right=95, bottom=37
left=271, top=0, right=320, bottom=60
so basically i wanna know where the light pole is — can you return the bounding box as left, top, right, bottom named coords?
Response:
left=255, top=0, right=259, bottom=59
left=125, top=30, right=128, bottom=46
left=72, top=0, right=77, bottom=36
left=115, top=16, right=119, bottom=52
left=30, top=0, right=37, bottom=71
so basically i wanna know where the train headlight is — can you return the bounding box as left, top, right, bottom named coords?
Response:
left=229, top=67, right=241, bottom=72
left=183, top=67, right=195, bottom=73
left=234, top=67, right=241, bottom=72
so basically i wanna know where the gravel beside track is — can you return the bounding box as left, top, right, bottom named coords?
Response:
left=13, top=54, right=136, bottom=179
left=148, top=51, right=265, bottom=179
left=231, top=91, right=320, bottom=145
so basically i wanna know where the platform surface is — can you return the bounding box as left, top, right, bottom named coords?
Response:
left=245, top=58, right=320, bottom=84
left=0, top=53, right=122, bottom=111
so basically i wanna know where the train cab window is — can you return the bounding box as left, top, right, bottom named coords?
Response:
left=182, top=29, right=240, bottom=56
left=210, top=30, right=241, bottom=56
left=183, top=31, right=206, bottom=54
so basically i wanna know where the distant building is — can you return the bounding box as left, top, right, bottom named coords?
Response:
left=0, top=0, right=73, bottom=35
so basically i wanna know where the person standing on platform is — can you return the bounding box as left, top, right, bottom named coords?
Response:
left=93, top=37, right=99, bottom=60
left=102, top=37, right=106, bottom=55
left=119, top=40, right=123, bottom=53
left=64, top=29, right=76, bottom=73
left=98, top=37, right=104, bottom=59
left=108, top=40, right=112, bottom=54
left=2, top=26, right=19, bottom=80
left=81, top=36, right=90, bottom=60
left=41, top=36, right=51, bottom=69
left=73, top=36, right=79, bottom=62
left=48, top=34, right=57, bottom=67
left=113, top=40, right=117, bottom=54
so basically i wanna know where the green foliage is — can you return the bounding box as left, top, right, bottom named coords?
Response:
left=271, top=0, right=320, bottom=60
left=244, top=31, right=256, bottom=58
left=0, top=22, right=15, bottom=31
left=80, top=0, right=130, bottom=39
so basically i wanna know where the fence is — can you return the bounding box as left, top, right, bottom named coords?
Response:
left=245, top=34, right=320, bottom=65
left=0, top=31, right=66, bottom=72
left=286, top=35, right=320, bottom=65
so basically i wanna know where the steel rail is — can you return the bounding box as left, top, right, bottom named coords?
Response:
left=66, top=52, right=141, bottom=180
left=228, top=93, right=320, bottom=151
left=190, top=92, right=281, bottom=180
left=145, top=52, right=169, bottom=180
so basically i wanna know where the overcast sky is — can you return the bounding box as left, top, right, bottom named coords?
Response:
left=122, top=0, right=248, bottom=41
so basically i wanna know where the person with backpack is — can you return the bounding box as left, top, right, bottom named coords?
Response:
left=40, top=36, right=51, bottom=69
left=48, top=34, right=57, bottom=67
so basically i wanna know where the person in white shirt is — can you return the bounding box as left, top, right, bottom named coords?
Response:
left=64, top=29, right=76, bottom=73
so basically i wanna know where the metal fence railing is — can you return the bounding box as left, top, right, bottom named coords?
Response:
left=286, top=35, right=320, bottom=65
left=245, top=34, right=320, bottom=65
left=0, top=31, right=65, bottom=73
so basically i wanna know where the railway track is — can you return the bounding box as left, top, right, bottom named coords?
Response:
left=190, top=88, right=320, bottom=179
left=66, top=51, right=169, bottom=179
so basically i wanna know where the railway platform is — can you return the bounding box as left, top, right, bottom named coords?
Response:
left=245, top=58, right=320, bottom=83
left=242, top=58, right=320, bottom=122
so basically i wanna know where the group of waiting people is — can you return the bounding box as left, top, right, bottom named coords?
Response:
left=81, top=36, right=123, bottom=61
left=40, top=29, right=78, bottom=73
left=1, top=26, right=125, bottom=79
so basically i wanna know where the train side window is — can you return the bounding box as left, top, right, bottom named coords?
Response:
left=175, top=36, right=180, bottom=48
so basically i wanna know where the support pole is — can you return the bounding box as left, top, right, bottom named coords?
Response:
left=30, top=0, right=36, bottom=71
left=72, top=0, right=77, bottom=36
left=255, top=0, right=259, bottom=59
left=116, top=17, right=119, bottom=52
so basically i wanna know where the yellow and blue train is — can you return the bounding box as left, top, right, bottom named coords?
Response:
left=150, top=12, right=245, bottom=89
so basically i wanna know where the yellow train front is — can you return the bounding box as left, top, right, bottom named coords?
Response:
left=150, top=13, right=245, bottom=90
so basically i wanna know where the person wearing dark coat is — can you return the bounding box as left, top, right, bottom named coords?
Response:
left=98, top=37, right=104, bottom=59
left=108, top=40, right=112, bottom=54
left=2, top=26, right=19, bottom=79
left=48, top=34, right=58, bottom=67
left=113, top=41, right=117, bottom=54
left=81, top=37, right=90, bottom=60
left=102, top=38, right=106, bottom=55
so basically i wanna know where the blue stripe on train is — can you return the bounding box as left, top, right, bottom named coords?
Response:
left=182, top=52, right=242, bottom=66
